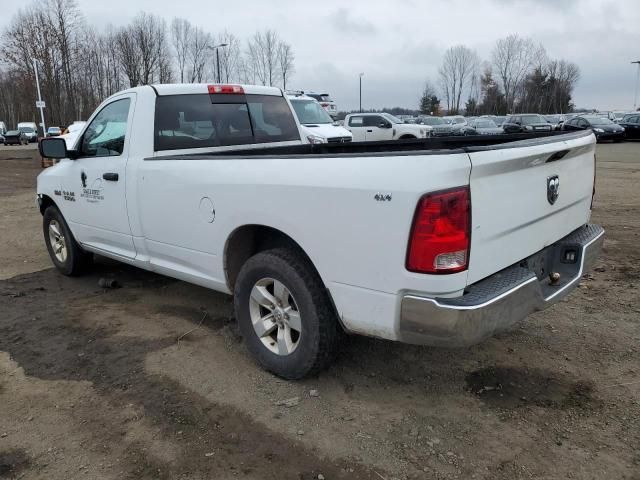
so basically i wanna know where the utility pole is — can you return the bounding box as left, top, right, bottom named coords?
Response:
left=33, top=58, right=46, bottom=137
left=359, top=72, right=364, bottom=113
left=633, top=61, right=640, bottom=111
left=208, top=44, right=229, bottom=83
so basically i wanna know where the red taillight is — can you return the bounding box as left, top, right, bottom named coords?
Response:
left=208, top=84, right=244, bottom=94
left=320, top=102, right=330, bottom=107
left=406, top=187, right=471, bottom=274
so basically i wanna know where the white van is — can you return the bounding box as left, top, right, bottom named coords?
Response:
left=18, top=122, right=39, bottom=142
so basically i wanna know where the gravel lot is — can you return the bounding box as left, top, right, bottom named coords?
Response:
left=0, top=142, right=638, bottom=480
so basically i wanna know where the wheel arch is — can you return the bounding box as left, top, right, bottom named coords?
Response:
left=399, top=134, right=417, bottom=139
left=224, top=224, right=320, bottom=293
left=38, top=194, right=58, bottom=215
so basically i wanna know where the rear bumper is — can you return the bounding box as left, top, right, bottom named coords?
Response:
left=398, top=224, right=604, bottom=347
left=596, top=131, right=624, bottom=141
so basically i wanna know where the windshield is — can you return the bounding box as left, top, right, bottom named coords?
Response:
left=474, top=120, right=498, bottom=128
left=290, top=99, right=333, bottom=124
left=420, top=117, right=446, bottom=126
left=382, top=113, right=404, bottom=124
left=521, top=115, right=545, bottom=125
left=19, top=127, right=35, bottom=133
left=586, top=117, right=615, bottom=126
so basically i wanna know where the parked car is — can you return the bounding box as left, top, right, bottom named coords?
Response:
left=303, top=92, right=338, bottom=119
left=18, top=122, right=39, bottom=141
left=36, top=82, right=603, bottom=379
left=47, top=126, right=62, bottom=137
left=416, top=116, right=454, bottom=136
left=616, top=114, right=640, bottom=140
left=562, top=115, right=625, bottom=142
left=0, top=121, right=7, bottom=136
left=544, top=115, right=563, bottom=131
left=612, top=111, right=629, bottom=123
left=3, top=129, right=28, bottom=145
left=468, top=118, right=504, bottom=135
left=503, top=114, right=553, bottom=133
left=287, top=94, right=352, bottom=144
left=344, top=112, right=432, bottom=141
left=442, top=115, right=475, bottom=135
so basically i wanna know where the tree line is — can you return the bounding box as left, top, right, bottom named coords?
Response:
left=420, top=34, right=580, bottom=116
left=0, top=0, right=295, bottom=129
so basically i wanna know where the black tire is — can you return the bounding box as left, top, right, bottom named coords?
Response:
left=43, top=205, right=93, bottom=276
left=234, top=248, right=342, bottom=379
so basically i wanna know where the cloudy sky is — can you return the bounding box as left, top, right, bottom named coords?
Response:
left=2, top=0, right=639, bottom=111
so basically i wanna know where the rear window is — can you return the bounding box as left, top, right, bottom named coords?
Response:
left=154, top=94, right=300, bottom=151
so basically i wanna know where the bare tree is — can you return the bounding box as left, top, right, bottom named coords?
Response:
left=187, top=26, right=211, bottom=83
left=492, top=34, right=539, bottom=112
left=215, top=31, right=241, bottom=83
left=170, top=18, right=192, bottom=83
left=246, top=30, right=280, bottom=86
left=438, top=45, right=478, bottom=114
left=115, top=26, right=142, bottom=87
left=277, top=41, right=294, bottom=90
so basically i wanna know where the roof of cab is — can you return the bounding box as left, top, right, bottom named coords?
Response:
left=151, top=83, right=284, bottom=96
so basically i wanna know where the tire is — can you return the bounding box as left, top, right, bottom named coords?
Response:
left=234, top=248, right=342, bottom=379
left=43, top=205, right=93, bottom=276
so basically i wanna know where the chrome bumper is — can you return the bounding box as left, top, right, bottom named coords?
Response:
left=399, top=224, right=605, bottom=347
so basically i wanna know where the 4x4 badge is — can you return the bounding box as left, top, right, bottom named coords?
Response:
left=547, top=175, right=559, bottom=205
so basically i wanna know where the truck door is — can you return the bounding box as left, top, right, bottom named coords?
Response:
left=59, top=94, right=136, bottom=259
left=347, top=115, right=366, bottom=142
left=364, top=115, right=391, bottom=141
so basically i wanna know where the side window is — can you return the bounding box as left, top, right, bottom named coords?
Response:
left=348, top=116, right=364, bottom=127
left=80, top=98, right=131, bottom=157
left=632, top=116, right=639, bottom=124
left=578, top=119, right=588, bottom=128
left=363, top=116, right=384, bottom=127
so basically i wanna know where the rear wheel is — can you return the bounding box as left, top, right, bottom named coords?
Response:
left=234, top=248, right=342, bottom=379
left=43, top=205, right=93, bottom=276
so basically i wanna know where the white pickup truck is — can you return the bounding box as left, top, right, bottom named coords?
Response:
left=37, top=83, right=604, bottom=379
left=344, top=112, right=433, bottom=142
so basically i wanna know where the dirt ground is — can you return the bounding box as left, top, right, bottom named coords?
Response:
left=0, top=142, right=638, bottom=480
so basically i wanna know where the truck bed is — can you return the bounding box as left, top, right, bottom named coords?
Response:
left=151, top=130, right=591, bottom=160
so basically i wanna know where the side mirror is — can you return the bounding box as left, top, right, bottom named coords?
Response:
left=515, top=121, right=522, bottom=125
left=379, top=122, right=391, bottom=129
left=39, top=137, right=69, bottom=159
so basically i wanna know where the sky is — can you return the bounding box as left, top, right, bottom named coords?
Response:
left=2, top=0, right=639, bottom=111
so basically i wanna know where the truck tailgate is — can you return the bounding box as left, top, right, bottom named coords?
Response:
left=466, top=131, right=596, bottom=284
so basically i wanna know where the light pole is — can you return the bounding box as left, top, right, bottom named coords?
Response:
left=33, top=58, right=46, bottom=138
left=208, top=43, right=229, bottom=83
left=359, top=72, right=364, bottom=113
left=633, top=61, right=640, bottom=111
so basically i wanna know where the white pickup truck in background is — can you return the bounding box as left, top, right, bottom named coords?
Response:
left=344, top=112, right=433, bottom=141
left=37, top=83, right=604, bottom=379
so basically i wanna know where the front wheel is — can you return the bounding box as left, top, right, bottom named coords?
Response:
left=43, top=205, right=93, bottom=276
left=234, top=248, right=342, bottom=379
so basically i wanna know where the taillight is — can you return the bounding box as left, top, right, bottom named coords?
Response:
left=320, top=102, right=330, bottom=107
left=208, top=84, right=244, bottom=94
left=406, top=187, right=471, bottom=274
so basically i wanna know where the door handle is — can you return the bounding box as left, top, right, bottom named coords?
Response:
left=366, top=129, right=373, bottom=133
left=103, top=173, right=119, bottom=181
